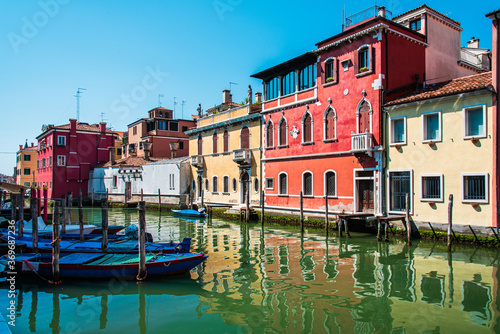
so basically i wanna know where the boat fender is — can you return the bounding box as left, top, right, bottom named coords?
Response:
left=174, top=244, right=182, bottom=253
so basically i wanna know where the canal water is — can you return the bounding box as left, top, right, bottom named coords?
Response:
left=1, top=208, right=500, bottom=333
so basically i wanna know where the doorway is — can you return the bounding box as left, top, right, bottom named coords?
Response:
left=355, top=170, right=374, bottom=213
left=240, top=171, right=249, bottom=205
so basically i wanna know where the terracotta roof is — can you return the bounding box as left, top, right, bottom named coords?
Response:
left=99, top=156, right=164, bottom=168
left=392, top=4, right=461, bottom=27
left=206, top=102, right=243, bottom=115
left=21, top=146, right=38, bottom=151
left=385, top=72, right=492, bottom=106
left=55, top=123, right=114, bottom=133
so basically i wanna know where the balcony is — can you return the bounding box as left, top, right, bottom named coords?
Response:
left=233, top=149, right=251, bottom=165
left=351, top=132, right=374, bottom=156
left=191, top=155, right=204, bottom=168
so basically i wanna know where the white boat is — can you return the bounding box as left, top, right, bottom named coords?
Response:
left=18, top=217, right=97, bottom=235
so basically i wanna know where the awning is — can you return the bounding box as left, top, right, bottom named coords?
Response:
left=0, top=182, right=29, bottom=194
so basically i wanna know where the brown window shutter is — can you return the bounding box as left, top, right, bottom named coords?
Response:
left=223, top=131, right=229, bottom=152
left=241, top=127, right=250, bottom=149
left=213, top=133, right=218, bottom=154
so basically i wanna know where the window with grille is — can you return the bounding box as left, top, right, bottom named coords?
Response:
left=279, top=119, right=287, bottom=146
left=241, top=127, right=250, bottom=149
left=213, top=133, right=218, bottom=154
left=279, top=174, right=287, bottom=195
left=266, top=178, right=274, bottom=190
left=462, top=174, right=488, bottom=202
left=325, top=109, right=336, bottom=140
left=303, top=113, right=312, bottom=143
left=223, top=130, right=229, bottom=152
left=303, top=172, right=313, bottom=196
left=389, top=171, right=411, bottom=212
left=266, top=121, right=274, bottom=148
left=421, top=175, right=442, bottom=201
left=325, top=171, right=336, bottom=196
left=212, top=176, right=218, bottom=193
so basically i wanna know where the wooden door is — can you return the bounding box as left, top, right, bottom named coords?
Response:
left=357, top=180, right=374, bottom=213
left=359, top=101, right=370, bottom=133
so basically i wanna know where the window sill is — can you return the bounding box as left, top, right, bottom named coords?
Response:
left=323, top=139, right=338, bottom=143
left=301, top=142, right=314, bottom=146
left=222, top=192, right=230, bottom=195
left=265, top=146, right=275, bottom=150
left=326, top=195, right=338, bottom=199
left=265, top=188, right=274, bottom=191
left=462, top=199, right=488, bottom=204
left=278, top=145, right=288, bottom=149
left=354, top=69, right=373, bottom=78
left=390, top=143, right=406, bottom=149
left=212, top=192, right=219, bottom=195
left=322, top=80, right=338, bottom=87
left=278, top=194, right=289, bottom=197
left=464, top=135, right=487, bottom=142
left=421, top=198, right=443, bottom=203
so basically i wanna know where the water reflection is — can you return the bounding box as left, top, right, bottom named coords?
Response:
left=2, top=210, right=500, bottom=333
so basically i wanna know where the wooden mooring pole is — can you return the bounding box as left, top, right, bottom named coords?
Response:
left=447, top=194, right=453, bottom=252
left=141, top=189, right=144, bottom=202
left=19, top=189, right=25, bottom=238
left=78, top=189, right=84, bottom=241
left=261, top=191, right=265, bottom=226
left=31, top=196, right=38, bottom=253
left=52, top=201, right=61, bottom=282
left=158, top=189, right=161, bottom=213
left=11, top=193, right=16, bottom=223
left=137, top=201, right=147, bottom=280
left=101, top=198, right=108, bottom=252
left=246, top=183, right=250, bottom=223
left=91, top=188, right=94, bottom=207
left=338, top=218, right=343, bottom=238
left=68, top=192, right=73, bottom=225
left=37, top=187, right=41, bottom=216
left=61, top=194, right=66, bottom=234
left=377, top=218, right=382, bottom=241
left=43, top=186, right=48, bottom=224
left=406, top=193, right=411, bottom=246
left=324, top=195, right=329, bottom=237
left=300, top=191, right=304, bottom=233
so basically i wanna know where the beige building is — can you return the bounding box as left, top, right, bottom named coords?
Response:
left=15, top=142, right=38, bottom=186
left=187, top=89, right=263, bottom=208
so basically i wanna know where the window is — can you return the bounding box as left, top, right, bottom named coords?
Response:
left=232, top=178, right=237, bottom=192
left=57, top=136, right=66, bottom=146
left=113, top=175, right=118, bottom=188
left=197, top=135, right=203, bottom=155
left=212, top=176, right=218, bottom=193
left=57, top=155, right=66, bottom=166
left=254, top=178, right=259, bottom=193
left=147, top=120, right=156, bottom=131
left=462, top=173, right=488, bottom=203
left=182, top=126, right=188, bottom=132
left=223, top=130, right=229, bottom=153
left=266, top=178, right=274, bottom=190
left=213, top=133, right=218, bottom=154
left=241, top=127, right=250, bottom=149
left=179, top=142, right=184, bottom=150
left=279, top=173, right=288, bottom=195
left=169, top=174, right=175, bottom=190
left=139, top=142, right=143, bottom=150
left=410, top=19, right=421, bottom=31
left=133, top=126, right=137, bottom=135
left=265, top=77, right=279, bottom=100
left=421, top=175, right=443, bottom=202
left=37, top=161, right=39, bottom=169
left=390, top=117, right=406, bottom=145
left=325, top=58, right=335, bottom=82
left=422, top=112, right=441, bottom=142
left=281, top=71, right=296, bottom=96
left=325, top=171, right=336, bottom=197
left=299, top=64, right=316, bottom=90
left=117, top=148, right=122, bottom=156
left=23, top=168, right=31, bottom=175
left=388, top=171, right=412, bottom=212
left=324, top=107, right=336, bottom=140
left=49, top=156, right=52, bottom=166
left=158, top=121, right=167, bottom=130
left=303, top=172, right=313, bottom=196
left=223, top=176, right=229, bottom=193
left=302, top=112, right=312, bottom=143
left=205, top=179, right=209, bottom=191
left=358, top=47, right=370, bottom=72
left=24, top=182, right=30, bottom=186
left=266, top=120, right=274, bottom=148
left=41, top=158, right=46, bottom=168
left=169, top=122, right=179, bottom=131
left=192, top=180, right=196, bottom=194
left=24, top=154, right=31, bottom=161
left=279, top=118, right=287, bottom=146
left=464, top=105, right=486, bottom=139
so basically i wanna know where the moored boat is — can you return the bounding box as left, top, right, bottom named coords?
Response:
left=172, top=209, right=207, bottom=218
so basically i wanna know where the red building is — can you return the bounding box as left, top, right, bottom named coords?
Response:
left=36, top=119, right=115, bottom=199
left=251, top=6, right=426, bottom=216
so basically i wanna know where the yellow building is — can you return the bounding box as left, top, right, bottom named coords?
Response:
left=385, top=72, right=495, bottom=231
left=16, top=142, right=38, bottom=186
left=187, top=89, right=263, bottom=208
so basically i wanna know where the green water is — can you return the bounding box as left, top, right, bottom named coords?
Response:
left=1, top=208, right=500, bottom=333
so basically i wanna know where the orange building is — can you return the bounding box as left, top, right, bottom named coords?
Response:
left=15, top=142, right=38, bottom=186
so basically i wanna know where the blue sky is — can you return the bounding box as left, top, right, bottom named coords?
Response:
left=0, top=0, right=497, bottom=175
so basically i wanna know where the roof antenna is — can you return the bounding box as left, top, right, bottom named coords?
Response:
left=158, top=94, right=164, bottom=107
left=229, top=82, right=238, bottom=93
left=181, top=100, right=186, bottom=120
left=74, top=88, right=87, bottom=121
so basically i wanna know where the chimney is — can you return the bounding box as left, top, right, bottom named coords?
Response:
left=19, top=145, right=23, bottom=151
left=169, top=141, right=179, bottom=159
left=223, top=90, right=232, bottom=104
left=100, top=122, right=106, bottom=133
left=467, top=37, right=480, bottom=49
left=255, top=92, right=262, bottom=103
left=109, top=147, right=115, bottom=166
left=70, top=118, right=77, bottom=135
left=143, top=141, right=151, bottom=161
left=377, top=6, right=386, bottom=18
left=31, top=142, right=34, bottom=147
left=486, top=10, right=499, bottom=93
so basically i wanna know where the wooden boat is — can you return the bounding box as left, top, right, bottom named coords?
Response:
left=0, top=234, right=192, bottom=254
left=172, top=209, right=207, bottom=218
left=13, top=252, right=208, bottom=279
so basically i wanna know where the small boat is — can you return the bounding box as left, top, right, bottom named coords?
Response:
left=13, top=252, right=208, bottom=279
left=35, top=225, right=126, bottom=239
left=172, top=209, right=207, bottom=218
left=0, top=234, right=192, bottom=254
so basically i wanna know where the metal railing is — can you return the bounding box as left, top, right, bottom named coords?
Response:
left=344, top=6, right=392, bottom=30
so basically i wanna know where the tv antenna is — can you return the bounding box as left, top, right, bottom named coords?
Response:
left=181, top=100, right=186, bottom=119
left=100, top=112, right=108, bottom=123
left=173, top=97, right=178, bottom=118
left=74, top=88, right=87, bottom=121
left=158, top=94, right=164, bottom=107
left=229, top=82, right=238, bottom=93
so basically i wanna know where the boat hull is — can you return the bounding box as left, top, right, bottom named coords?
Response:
left=172, top=209, right=207, bottom=218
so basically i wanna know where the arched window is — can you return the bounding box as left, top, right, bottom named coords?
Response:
left=223, top=176, right=229, bottom=193
left=212, top=132, right=218, bottom=154
left=303, top=172, right=313, bottom=196
left=253, top=178, right=259, bottom=193
left=197, top=135, right=203, bottom=155
left=279, top=173, right=288, bottom=195
left=212, top=176, right=218, bottom=193
left=279, top=117, right=287, bottom=146
left=241, top=126, right=250, bottom=149
left=205, top=179, right=209, bottom=191
left=266, top=120, right=274, bottom=148
left=358, top=100, right=372, bottom=134
left=232, top=178, right=237, bottom=192
left=324, top=107, right=337, bottom=140
left=223, top=130, right=229, bottom=153
left=302, top=112, right=313, bottom=143
left=325, top=171, right=336, bottom=197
